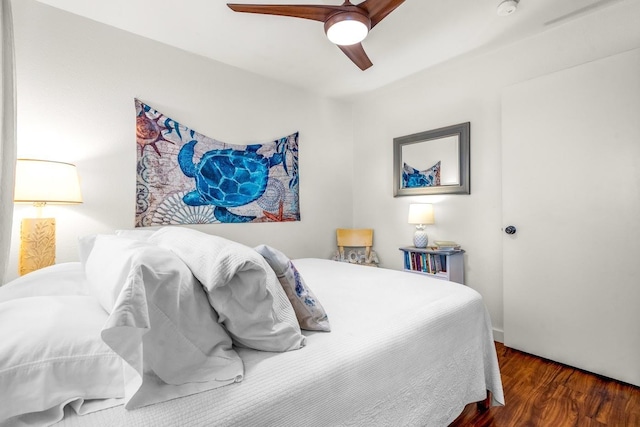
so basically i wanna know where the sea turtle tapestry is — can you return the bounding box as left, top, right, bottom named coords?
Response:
left=135, top=99, right=300, bottom=227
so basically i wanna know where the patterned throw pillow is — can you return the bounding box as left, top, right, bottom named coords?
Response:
left=255, top=244, right=331, bottom=332
left=402, top=161, right=441, bottom=188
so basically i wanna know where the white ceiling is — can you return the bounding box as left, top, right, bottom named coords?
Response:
left=34, top=0, right=626, bottom=99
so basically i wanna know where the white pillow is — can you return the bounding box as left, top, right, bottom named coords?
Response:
left=84, top=235, right=244, bottom=409
left=0, top=262, right=87, bottom=303
left=149, top=227, right=306, bottom=352
left=115, top=228, right=157, bottom=241
left=82, top=234, right=138, bottom=313
left=0, top=296, right=124, bottom=425
left=77, top=233, right=97, bottom=265
left=77, top=230, right=155, bottom=266
left=255, top=244, right=331, bottom=332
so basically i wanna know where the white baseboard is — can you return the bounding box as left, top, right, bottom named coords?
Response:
left=493, top=328, right=504, bottom=343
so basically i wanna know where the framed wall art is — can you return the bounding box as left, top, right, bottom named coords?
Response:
left=393, top=122, right=470, bottom=196
left=135, top=99, right=300, bottom=226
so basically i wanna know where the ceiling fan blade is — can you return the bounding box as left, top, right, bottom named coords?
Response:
left=338, top=43, right=373, bottom=71
left=227, top=4, right=340, bottom=22
left=358, top=0, right=405, bottom=28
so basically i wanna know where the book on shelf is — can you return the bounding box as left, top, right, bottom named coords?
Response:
left=399, top=247, right=458, bottom=275
left=398, top=246, right=463, bottom=284
left=432, top=241, right=461, bottom=251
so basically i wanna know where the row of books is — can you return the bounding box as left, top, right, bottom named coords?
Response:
left=403, top=251, right=447, bottom=274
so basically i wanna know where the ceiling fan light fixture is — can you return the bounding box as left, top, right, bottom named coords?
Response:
left=324, top=12, right=370, bottom=46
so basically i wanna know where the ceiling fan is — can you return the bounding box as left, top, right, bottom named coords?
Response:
left=227, top=0, right=406, bottom=70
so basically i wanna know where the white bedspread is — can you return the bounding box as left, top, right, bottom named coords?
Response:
left=57, top=258, right=504, bottom=427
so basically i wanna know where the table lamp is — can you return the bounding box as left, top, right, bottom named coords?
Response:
left=408, top=203, right=434, bottom=248
left=13, top=159, right=83, bottom=276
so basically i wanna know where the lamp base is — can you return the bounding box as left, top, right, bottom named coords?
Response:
left=413, top=228, right=429, bottom=248
left=19, top=217, right=56, bottom=276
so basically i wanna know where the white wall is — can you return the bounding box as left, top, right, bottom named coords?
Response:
left=6, top=0, right=354, bottom=281
left=350, top=1, right=640, bottom=339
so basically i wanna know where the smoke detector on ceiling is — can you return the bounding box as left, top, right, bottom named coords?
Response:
left=497, top=0, right=518, bottom=16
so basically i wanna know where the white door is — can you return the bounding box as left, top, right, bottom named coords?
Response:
left=502, top=49, right=640, bottom=386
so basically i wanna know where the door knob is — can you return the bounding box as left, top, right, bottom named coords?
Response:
left=505, top=226, right=517, bottom=235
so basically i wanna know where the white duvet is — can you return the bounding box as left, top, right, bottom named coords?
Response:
left=55, top=258, right=504, bottom=427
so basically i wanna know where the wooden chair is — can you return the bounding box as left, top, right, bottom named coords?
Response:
left=335, top=228, right=378, bottom=266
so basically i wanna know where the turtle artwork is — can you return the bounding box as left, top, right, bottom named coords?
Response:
left=135, top=99, right=300, bottom=226
left=178, top=141, right=285, bottom=223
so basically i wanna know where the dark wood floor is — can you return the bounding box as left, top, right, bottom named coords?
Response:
left=450, top=342, right=640, bottom=427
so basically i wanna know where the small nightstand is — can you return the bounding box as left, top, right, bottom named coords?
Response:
left=399, top=247, right=465, bottom=285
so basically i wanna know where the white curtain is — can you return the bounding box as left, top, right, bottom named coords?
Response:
left=0, top=0, right=17, bottom=283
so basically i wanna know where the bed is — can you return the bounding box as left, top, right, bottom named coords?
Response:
left=0, top=227, right=504, bottom=427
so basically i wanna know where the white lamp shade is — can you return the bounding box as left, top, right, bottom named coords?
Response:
left=14, top=159, right=83, bottom=204
left=408, top=203, right=435, bottom=225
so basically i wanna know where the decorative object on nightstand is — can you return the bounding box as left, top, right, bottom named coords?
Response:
left=13, top=159, right=83, bottom=276
left=332, top=228, right=379, bottom=267
left=407, top=203, right=434, bottom=248
left=399, top=246, right=465, bottom=284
